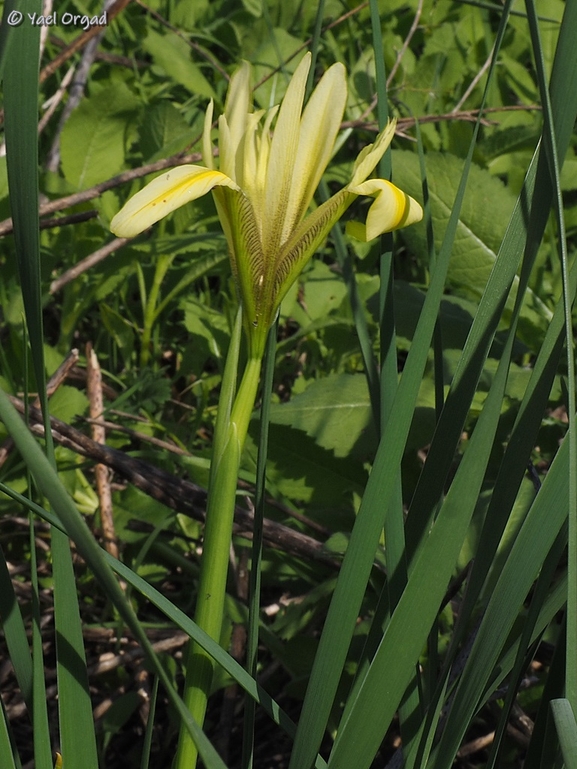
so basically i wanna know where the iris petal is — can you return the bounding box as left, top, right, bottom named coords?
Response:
left=110, top=166, right=238, bottom=238
left=282, top=61, right=347, bottom=243
left=349, top=121, right=397, bottom=187
left=347, top=178, right=423, bottom=240
left=262, top=53, right=310, bottom=257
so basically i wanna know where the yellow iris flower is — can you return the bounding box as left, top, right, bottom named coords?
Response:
left=110, top=53, right=423, bottom=357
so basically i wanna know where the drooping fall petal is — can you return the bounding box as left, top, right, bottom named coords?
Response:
left=110, top=166, right=239, bottom=238
left=347, top=178, right=423, bottom=240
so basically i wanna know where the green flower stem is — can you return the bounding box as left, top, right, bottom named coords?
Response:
left=175, top=351, right=263, bottom=769
left=140, top=253, right=174, bottom=367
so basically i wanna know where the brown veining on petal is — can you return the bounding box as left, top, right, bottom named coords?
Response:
left=273, top=191, right=350, bottom=297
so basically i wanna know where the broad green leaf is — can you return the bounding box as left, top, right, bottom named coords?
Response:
left=138, top=101, right=194, bottom=161
left=392, top=149, right=553, bottom=345
left=245, top=421, right=367, bottom=515
left=289, top=261, right=348, bottom=325
left=269, top=373, right=375, bottom=459
left=142, top=30, right=216, bottom=99
left=47, top=385, right=89, bottom=423
left=551, top=699, right=577, bottom=769
left=60, top=83, right=140, bottom=189
left=181, top=297, right=231, bottom=365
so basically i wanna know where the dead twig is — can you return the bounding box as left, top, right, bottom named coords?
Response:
left=86, top=343, right=118, bottom=560
left=49, top=237, right=130, bottom=293
left=45, top=0, right=120, bottom=172
left=5, top=395, right=339, bottom=569
left=0, top=152, right=204, bottom=238
left=39, top=0, right=133, bottom=84
left=40, top=209, right=98, bottom=230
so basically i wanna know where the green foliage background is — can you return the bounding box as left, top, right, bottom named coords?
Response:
left=0, top=0, right=576, bottom=766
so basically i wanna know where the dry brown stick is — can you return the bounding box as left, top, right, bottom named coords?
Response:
left=39, top=209, right=98, bottom=230
left=6, top=395, right=339, bottom=568
left=40, top=64, right=76, bottom=136
left=39, top=0, right=133, bottom=84
left=86, top=343, right=118, bottom=560
left=0, top=151, right=203, bottom=237
left=342, top=104, right=542, bottom=132
left=5, top=632, right=189, bottom=722
left=49, top=237, right=130, bottom=293
left=81, top=414, right=331, bottom=537
left=82, top=417, right=190, bottom=456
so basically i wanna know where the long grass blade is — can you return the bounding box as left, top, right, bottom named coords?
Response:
left=0, top=389, right=229, bottom=769
left=288, top=12, right=504, bottom=764
left=430, top=432, right=570, bottom=767
left=3, top=3, right=102, bottom=766
left=550, top=700, right=577, bottom=769
left=524, top=0, right=577, bottom=714
left=0, top=545, right=33, bottom=711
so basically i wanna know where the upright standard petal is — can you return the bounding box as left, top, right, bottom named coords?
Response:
left=281, top=61, right=347, bottom=243
left=222, top=61, right=252, bottom=167
left=347, top=178, right=423, bottom=240
left=110, top=166, right=239, bottom=238
left=262, top=53, right=310, bottom=257
left=202, top=100, right=215, bottom=170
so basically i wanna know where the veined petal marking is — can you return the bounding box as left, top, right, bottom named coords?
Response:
left=272, top=189, right=353, bottom=309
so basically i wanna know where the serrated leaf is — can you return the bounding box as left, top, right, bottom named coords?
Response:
left=269, top=373, right=376, bottom=459
left=245, top=421, right=367, bottom=517
left=139, top=101, right=192, bottom=161
left=289, top=261, right=348, bottom=326
left=143, top=31, right=216, bottom=99
left=60, top=83, right=139, bottom=189
left=392, top=150, right=552, bottom=345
